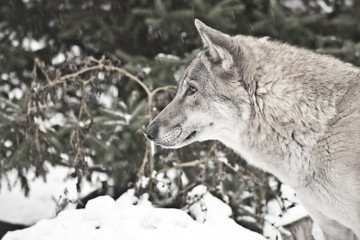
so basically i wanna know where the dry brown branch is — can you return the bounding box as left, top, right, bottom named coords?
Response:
left=30, top=56, right=176, bottom=192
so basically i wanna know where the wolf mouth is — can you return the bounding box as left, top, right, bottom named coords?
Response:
left=184, top=131, right=197, bottom=142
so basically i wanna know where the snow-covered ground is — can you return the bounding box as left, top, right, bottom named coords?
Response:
left=4, top=187, right=266, bottom=240
left=1, top=166, right=315, bottom=240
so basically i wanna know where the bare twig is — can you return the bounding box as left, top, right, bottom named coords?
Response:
left=156, top=158, right=214, bottom=176
left=30, top=56, right=177, bottom=192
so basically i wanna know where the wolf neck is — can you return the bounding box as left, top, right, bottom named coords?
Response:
left=219, top=126, right=314, bottom=188
left=219, top=39, right=359, bottom=188
left=222, top=93, right=339, bottom=188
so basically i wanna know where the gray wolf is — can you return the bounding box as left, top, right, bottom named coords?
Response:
left=145, top=19, right=360, bottom=240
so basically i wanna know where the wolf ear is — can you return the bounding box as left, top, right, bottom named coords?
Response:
left=194, top=19, right=234, bottom=69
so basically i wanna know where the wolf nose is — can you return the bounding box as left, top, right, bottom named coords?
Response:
left=144, top=122, right=159, bottom=141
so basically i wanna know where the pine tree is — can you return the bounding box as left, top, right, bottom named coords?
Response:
left=1, top=0, right=359, bottom=234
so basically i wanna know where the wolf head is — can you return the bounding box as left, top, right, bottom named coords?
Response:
left=144, top=19, right=252, bottom=149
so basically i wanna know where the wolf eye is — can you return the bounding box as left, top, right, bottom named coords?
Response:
left=186, top=85, right=197, bottom=96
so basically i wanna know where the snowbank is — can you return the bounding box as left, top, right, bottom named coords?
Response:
left=4, top=188, right=266, bottom=240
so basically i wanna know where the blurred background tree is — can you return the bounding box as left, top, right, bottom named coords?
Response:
left=1, top=0, right=360, bottom=235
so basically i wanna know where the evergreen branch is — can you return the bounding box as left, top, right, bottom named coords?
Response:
left=0, top=111, right=15, bottom=122
left=29, top=56, right=177, bottom=194
left=216, top=159, right=286, bottom=211
left=0, top=96, right=21, bottom=110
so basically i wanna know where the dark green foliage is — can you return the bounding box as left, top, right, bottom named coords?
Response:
left=1, top=0, right=360, bottom=234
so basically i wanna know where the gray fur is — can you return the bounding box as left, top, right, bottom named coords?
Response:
left=145, top=19, right=360, bottom=239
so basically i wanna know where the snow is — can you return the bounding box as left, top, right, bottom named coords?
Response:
left=262, top=184, right=317, bottom=240
left=142, top=67, right=151, bottom=75
left=8, top=88, right=23, bottom=100
left=156, top=53, right=181, bottom=62
left=22, top=37, right=46, bottom=52
left=4, top=188, right=266, bottom=240
left=277, top=204, right=308, bottom=227
left=0, top=165, right=102, bottom=225
left=33, top=113, right=66, bottom=133
left=52, top=53, right=66, bottom=65
left=100, top=2, right=112, bottom=11
left=98, top=94, right=112, bottom=108
left=51, top=45, right=82, bottom=65
left=187, top=185, right=232, bottom=222
left=1, top=164, right=314, bottom=240
left=70, top=45, right=81, bottom=57
left=317, top=0, right=333, bottom=13
left=4, top=140, right=13, bottom=148
left=280, top=0, right=306, bottom=11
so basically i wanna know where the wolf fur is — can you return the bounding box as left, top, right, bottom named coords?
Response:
left=145, top=19, right=360, bottom=239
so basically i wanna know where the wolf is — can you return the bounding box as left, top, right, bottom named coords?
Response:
left=144, top=19, right=360, bottom=240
